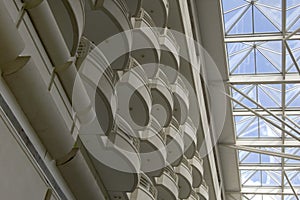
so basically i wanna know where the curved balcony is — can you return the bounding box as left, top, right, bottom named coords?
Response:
left=196, top=180, right=209, bottom=200
left=48, top=0, right=85, bottom=56
left=125, top=0, right=142, bottom=17
left=140, top=116, right=167, bottom=177
left=175, top=156, right=193, bottom=199
left=116, top=57, right=152, bottom=132
left=160, top=28, right=180, bottom=84
left=142, top=0, right=169, bottom=27
left=172, top=76, right=189, bottom=125
left=190, top=152, right=204, bottom=188
left=149, top=69, right=173, bottom=128
left=81, top=114, right=140, bottom=197
left=84, top=0, right=132, bottom=70
left=132, top=9, right=160, bottom=75
left=155, top=166, right=179, bottom=200
left=77, top=37, right=116, bottom=135
left=183, top=117, right=197, bottom=159
left=165, top=117, right=184, bottom=166
left=186, top=190, right=200, bottom=200
left=130, top=172, right=157, bottom=200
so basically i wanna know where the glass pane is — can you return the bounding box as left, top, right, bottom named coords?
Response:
left=235, top=116, right=259, bottom=138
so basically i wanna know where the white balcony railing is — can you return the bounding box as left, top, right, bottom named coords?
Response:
left=140, top=173, right=157, bottom=199
left=77, top=37, right=115, bottom=84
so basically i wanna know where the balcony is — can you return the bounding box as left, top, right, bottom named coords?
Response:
left=185, top=190, right=200, bottom=200
left=48, top=0, right=85, bottom=56
left=172, top=76, right=189, bottom=125
left=183, top=117, right=197, bottom=159
left=129, top=172, right=157, bottom=200
left=84, top=0, right=132, bottom=70
left=190, top=152, right=204, bottom=188
left=155, top=166, right=179, bottom=200
left=76, top=37, right=116, bottom=135
left=81, top=114, right=141, bottom=199
left=140, top=116, right=167, bottom=177
left=124, top=0, right=142, bottom=17
left=159, top=28, right=180, bottom=84
left=116, top=57, right=152, bottom=132
left=142, top=0, right=169, bottom=27
left=165, top=117, right=184, bottom=166
left=196, top=180, right=209, bottom=200
left=149, top=69, right=173, bottom=127
left=175, top=156, right=193, bottom=199
left=131, top=9, right=160, bottom=74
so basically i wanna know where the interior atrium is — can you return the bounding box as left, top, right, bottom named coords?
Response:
left=0, top=0, right=299, bottom=200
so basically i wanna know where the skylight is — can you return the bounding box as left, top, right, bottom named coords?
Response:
left=220, top=0, right=300, bottom=199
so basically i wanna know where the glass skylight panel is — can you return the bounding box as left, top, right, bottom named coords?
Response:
left=239, top=149, right=282, bottom=164
left=286, top=1, right=300, bottom=31
left=286, top=84, right=300, bottom=108
left=286, top=40, right=300, bottom=73
left=227, top=41, right=282, bottom=75
left=222, top=0, right=282, bottom=35
left=285, top=147, right=300, bottom=164
left=284, top=171, right=300, bottom=186
left=221, top=0, right=300, bottom=199
left=284, top=115, right=300, bottom=138
left=235, top=116, right=259, bottom=138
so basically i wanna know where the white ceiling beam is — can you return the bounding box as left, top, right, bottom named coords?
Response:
left=225, top=34, right=300, bottom=43
left=228, top=74, right=300, bottom=84
left=221, top=144, right=300, bottom=161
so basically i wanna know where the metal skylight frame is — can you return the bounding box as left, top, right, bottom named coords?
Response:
left=220, top=0, right=300, bottom=199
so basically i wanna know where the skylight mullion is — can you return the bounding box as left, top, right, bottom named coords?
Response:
left=258, top=46, right=281, bottom=55
left=229, top=84, right=300, bottom=137
left=284, top=40, right=300, bottom=74
left=229, top=46, right=253, bottom=57
left=283, top=171, right=300, bottom=200
left=227, top=95, right=300, bottom=142
left=256, top=48, right=282, bottom=72
left=224, top=4, right=249, bottom=14
left=255, top=3, right=281, bottom=11
left=233, top=85, right=256, bottom=107
left=258, top=86, right=281, bottom=107
left=286, top=3, right=300, bottom=11
left=254, top=5, right=282, bottom=31
left=230, top=48, right=254, bottom=74
left=286, top=90, right=300, bottom=107
left=226, top=4, right=252, bottom=34
left=286, top=15, right=300, bottom=32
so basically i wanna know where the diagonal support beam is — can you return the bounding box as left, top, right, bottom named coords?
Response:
left=221, top=144, right=300, bottom=161
left=225, top=93, right=300, bottom=142
left=229, top=84, right=300, bottom=134
left=284, top=40, right=300, bottom=74
left=283, top=171, right=300, bottom=200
